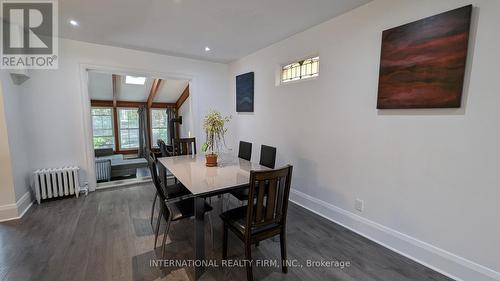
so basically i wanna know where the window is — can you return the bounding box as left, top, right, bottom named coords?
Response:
left=151, top=109, right=169, bottom=147
left=91, top=107, right=114, bottom=149
left=281, top=56, right=319, bottom=83
left=118, top=108, right=139, bottom=149
left=125, top=75, right=146, bottom=85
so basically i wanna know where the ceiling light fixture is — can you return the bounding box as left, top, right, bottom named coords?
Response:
left=69, top=19, right=79, bottom=26
left=204, top=46, right=211, bottom=52
left=125, top=75, right=147, bottom=85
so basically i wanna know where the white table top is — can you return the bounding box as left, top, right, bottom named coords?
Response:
left=157, top=154, right=270, bottom=196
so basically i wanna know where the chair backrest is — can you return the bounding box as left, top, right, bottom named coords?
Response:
left=155, top=140, right=168, bottom=184
left=158, top=139, right=175, bottom=157
left=148, top=152, right=168, bottom=202
left=157, top=139, right=168, bottom=157
left=238, top=141, right=252, bottom=161
left=173, top=138, right=197, bottom=156
left=259, top=145, right=276, bottom=169
left=245, top=165, right=293, bottom=237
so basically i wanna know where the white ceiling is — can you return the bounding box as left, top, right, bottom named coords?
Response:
left=59, top=0, right=371, bottom=63
left=156, top=79, right=189, bottom=103
left=88, top=71, right=188, bottom=103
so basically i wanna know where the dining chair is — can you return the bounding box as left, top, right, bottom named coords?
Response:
left=158, top=139, right=174, bottom=157
left=157, top=138, right=174, bottom=185
left=221, top=141, right=253, bottom=211
left=172, top=137, right=197, bottom=156
left=148, top=151, right=189, bottom=240
left=148, top=152, right=214, bottom=258
left=150, top=139, right=182, bottom=227
left=229, top=144, right=276, bottom=203
left=220, top=165, right=293, bottom=281
left=238, top=141, right=252, bottom=161
left=259, top=145, right=277, bottom=169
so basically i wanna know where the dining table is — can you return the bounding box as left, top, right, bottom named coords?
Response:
left=157, top=153, right=270, bottom=280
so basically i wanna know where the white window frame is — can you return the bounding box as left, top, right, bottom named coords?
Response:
left=150, top=109, right=169, bottom=148
left=117, top=107, right=140, bottom=150
left=277, top=55, right=320, bottom=86
left=91, top=107, right=115, bottom=150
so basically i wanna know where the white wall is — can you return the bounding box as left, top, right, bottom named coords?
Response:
left=19, top=39, right=230, bottom=190
left=0, top=81, right=17, bottom=218
left=0, top=72, right=31, bottom=200
left=178, top=95, right=192, bottom=138
left=0, top=71, right=32, bottom=220
left=229, top=0, right=500, bottom=280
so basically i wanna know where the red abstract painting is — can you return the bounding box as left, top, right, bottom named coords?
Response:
left=377, top=5, right=472, bottom=109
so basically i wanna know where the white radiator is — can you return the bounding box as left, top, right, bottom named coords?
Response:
left=33, top=167, right=80, bottom=204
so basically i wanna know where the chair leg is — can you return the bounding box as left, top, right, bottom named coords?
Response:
left=245, top=242, right=254, bottom=281
left=154, top=210, right=163, bottom=249
left=222, top=222, right=228, bottom=259
left=150, top=192, right=158, bottom=227
left=161, top=215, right=172, bottom=259
left=207, top=211, right=215, bottom=251
left=280, top=232, right=288, bottom=274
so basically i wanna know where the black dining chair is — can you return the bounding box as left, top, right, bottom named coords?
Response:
left=150, top=139, right=185, bottom=227
left=229, top=144, right=276, bottom=203
left=238, top=141, right=252, bottom=161
left=259, top=145, right=277, bottom=169
left=157, top=139, right=175, bottom=185
left=221, top=141, right=253, bottom=211
left=220, top=165, right=293, bottom=281
left=158, top=139, right=174, bottom=157
left=148, top=152, right=189, bottom=242
left=148, top=152, right=214, bottom=258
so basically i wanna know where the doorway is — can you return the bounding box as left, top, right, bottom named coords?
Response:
left=85, top=69, right=193, bottom=189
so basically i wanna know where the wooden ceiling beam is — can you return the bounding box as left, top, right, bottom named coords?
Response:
left=151, top=102, right=176, bottom=108
left=147, top=79, right=162, bottom=108
left=176, top=85, right=190, bottom=109
left=91, top=100, right=176, bottom=108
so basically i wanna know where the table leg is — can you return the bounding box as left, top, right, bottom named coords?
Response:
left=194, top=197, right=205, bottom=280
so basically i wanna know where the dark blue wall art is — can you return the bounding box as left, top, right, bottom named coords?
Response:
left=236, top=72, right=254, bottom=112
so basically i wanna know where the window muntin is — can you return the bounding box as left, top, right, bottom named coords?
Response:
left=91, top=107, right=114, bottom=149
left=151, top=109, right=169, bottom=147
left=281, top=56, right=319, bottom=83
left=118, top=108, right=139, bottom=149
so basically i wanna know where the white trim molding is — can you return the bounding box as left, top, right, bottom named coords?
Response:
left=0, top=191, right=33, bottom=222
left=289, top=189, right=500, bottom=281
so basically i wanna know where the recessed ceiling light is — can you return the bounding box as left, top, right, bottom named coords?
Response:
left=69, top=19, right=79, bottom=26
left=125, top=75, right=146, bottom=85
left=204, top=46, right=211, bottom=52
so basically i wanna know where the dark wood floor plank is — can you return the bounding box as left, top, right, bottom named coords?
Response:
left=0, top=183, right=454, bottom=281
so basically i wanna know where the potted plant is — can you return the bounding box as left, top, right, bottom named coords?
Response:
left=201, top=110, right=231, bottom=167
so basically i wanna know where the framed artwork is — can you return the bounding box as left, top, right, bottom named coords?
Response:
left=236, top=72, right=254, bottom=112
left=377, top=5, right=472, bottom=109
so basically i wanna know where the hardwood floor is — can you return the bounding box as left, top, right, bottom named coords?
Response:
left=0, top=184, right=453, bottom=281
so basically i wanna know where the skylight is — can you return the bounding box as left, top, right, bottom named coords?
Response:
left=125, top=75, right=146, bottom=85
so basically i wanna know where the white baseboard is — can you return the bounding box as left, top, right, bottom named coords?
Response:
left=0, top=191, right=33, bottom=222
left=289, top=189, right=500, bottom=281
left=0, top=203, right=19, bottom=222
